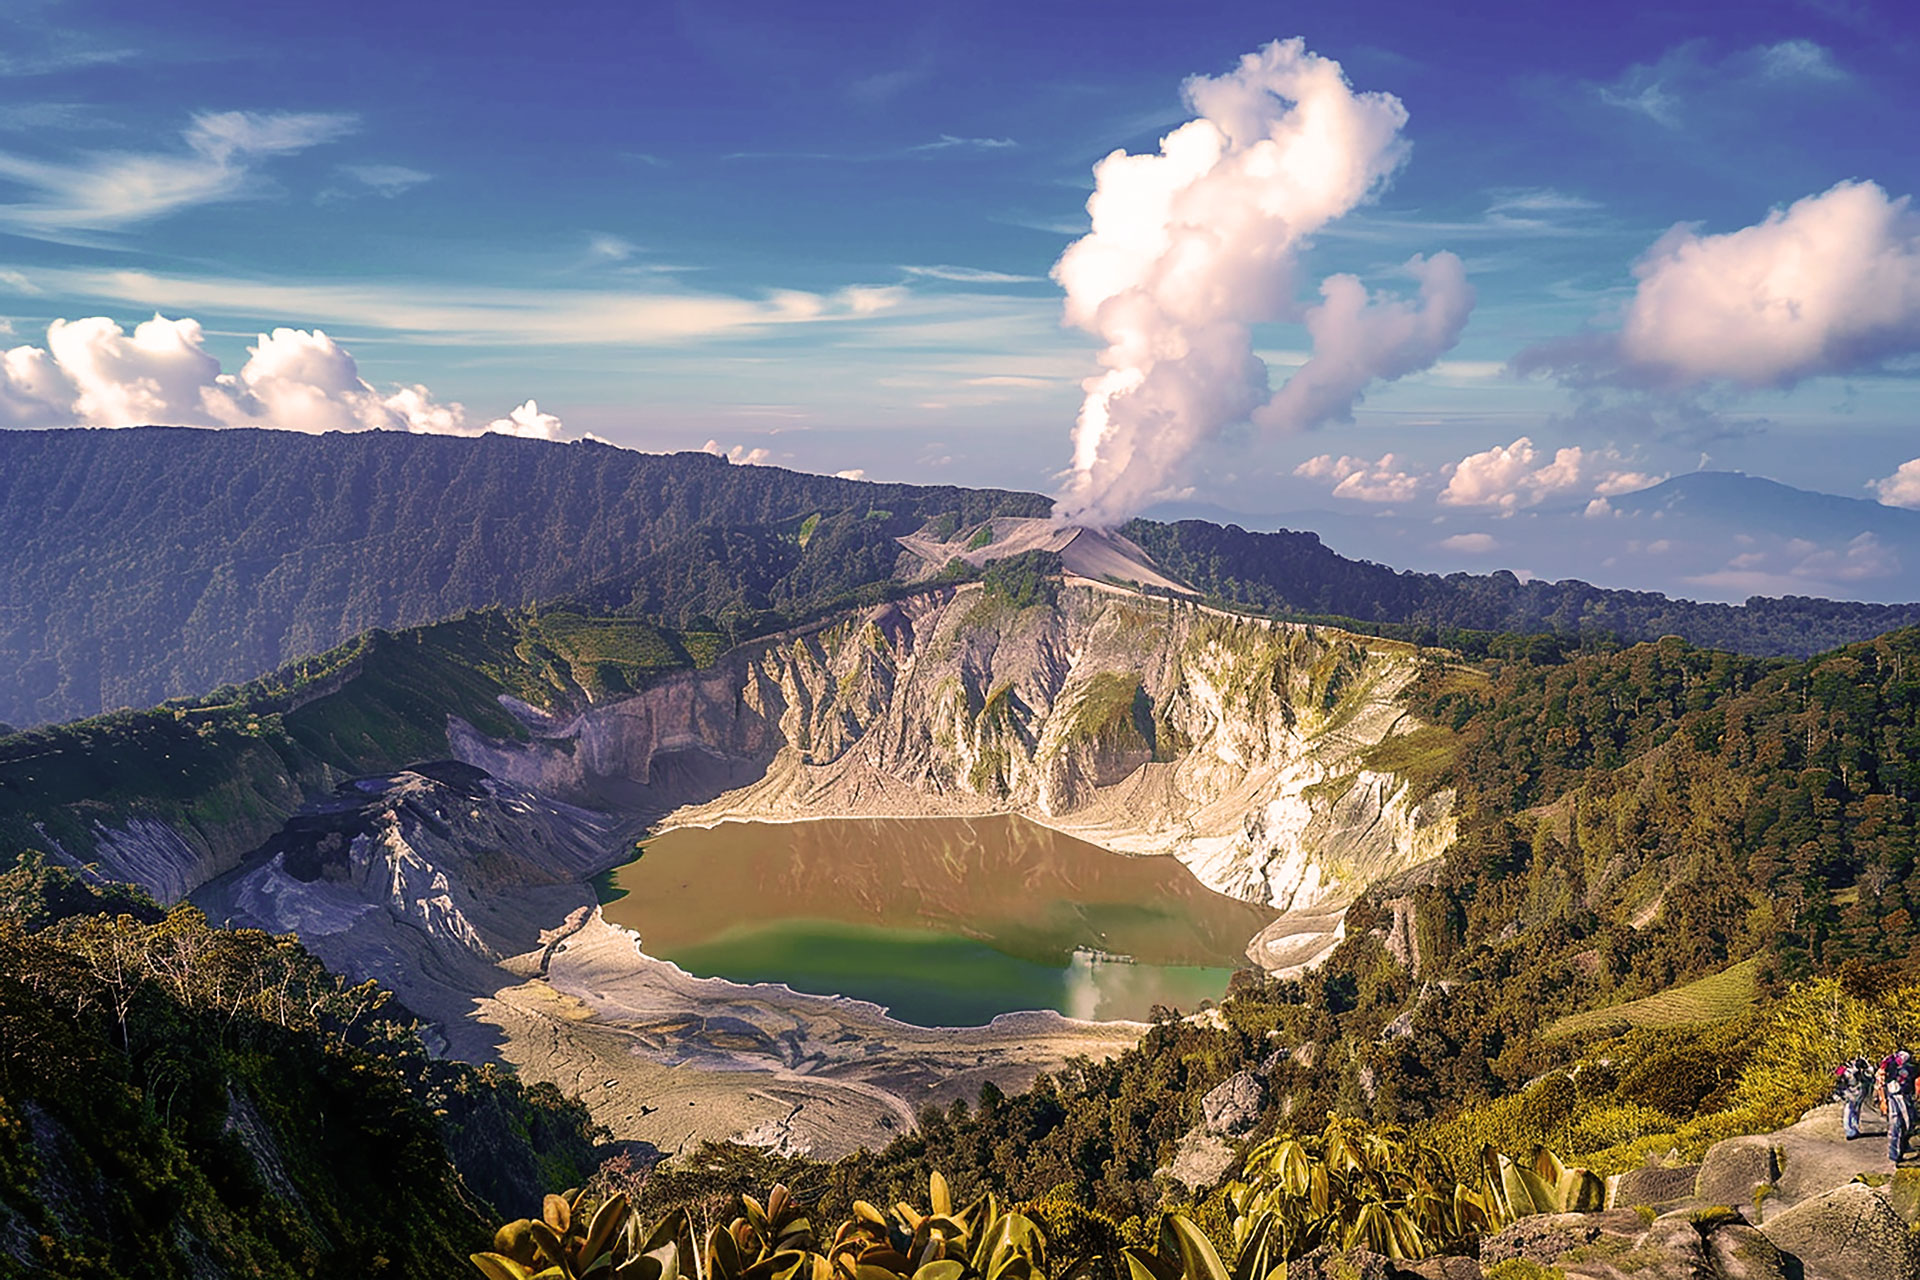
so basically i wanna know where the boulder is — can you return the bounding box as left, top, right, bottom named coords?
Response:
left=1761, top=1181, right=1920, bottom=1280
left=1201, top=1071, right=1266, bottom=1136
left=1884, top=1169, right=1920, bottom=1224
left=1634, top=1211, right=1713, bottom=1279
left=1280, top=1246, right=1390, bottom=1280
left=1610, top=1163, right=1701, bottom=1210
left=1162, top=1128, right=1235, bottom=1191
left=1703, top=1222, right=1788, bottom=1280
left=1392, top=1258, right=1481, bottom=1279
left=1479, top=1210, right=1649, bottom=1270
left=1694, top=1136, right=1778, bottom=1215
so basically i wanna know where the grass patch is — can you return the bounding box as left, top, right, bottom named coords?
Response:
left=1359, top=724, right=1460, bottom=799
left=1546, top=956, right=1763, bottom=1040
left=1061, top=672, right=1153, bottom=753
left=967, top=524, right=995, bottom=550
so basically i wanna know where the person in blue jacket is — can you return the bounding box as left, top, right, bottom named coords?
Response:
left=1836, top=1056, right=1872, bottom=1139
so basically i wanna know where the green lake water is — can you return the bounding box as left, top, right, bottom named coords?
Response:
left=594, top=815, right=1273, bottom=1027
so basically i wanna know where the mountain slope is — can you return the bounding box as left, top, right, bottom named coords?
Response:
left=10, top=427, right=1920, bottom=736
left=0, top=427, right=1046, bottom=728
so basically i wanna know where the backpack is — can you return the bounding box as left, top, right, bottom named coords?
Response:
left=1839, top=1060, right=1870, bottom=1100
left=1887, top=1053, right=1917, bottom=1095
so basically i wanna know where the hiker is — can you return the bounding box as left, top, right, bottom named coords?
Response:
left=1836, top=1055, right=1873, bottom=1139
left=1878, top=1047, right=1917, bottom=1163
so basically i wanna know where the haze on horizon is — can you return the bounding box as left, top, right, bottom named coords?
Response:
left=0, top=0, right=1917, bottom=600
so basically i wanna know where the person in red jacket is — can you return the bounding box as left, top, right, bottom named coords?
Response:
left=1878, top=1048, right=1916, bottom=1164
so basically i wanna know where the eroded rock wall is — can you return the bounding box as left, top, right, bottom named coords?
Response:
left=453, top=585, right=1457, bottom=955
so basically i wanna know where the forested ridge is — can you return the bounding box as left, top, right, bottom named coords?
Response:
left=0, top=858, right=602, bottom=1279
left=8, top=427, right=1920, bottom=732
left=1127, top=518, right=1920, bottom=659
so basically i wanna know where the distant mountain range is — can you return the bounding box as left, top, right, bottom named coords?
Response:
left=1606, top=470, right=1920, bottom=541
left=7, top=430, right=1920, bottom=729
left=1151, top=470, right=1920, bottom=605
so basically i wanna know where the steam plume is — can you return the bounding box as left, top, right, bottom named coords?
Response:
left=1052, top=39, right=1472, bottom=528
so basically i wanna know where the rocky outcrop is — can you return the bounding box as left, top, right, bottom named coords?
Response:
left=1202, top=1071, right=1267, bottom=1136
left=1694, top=1136, right=1779, bottom=1220
left=454, top=585, right=1456, bottom=967
left=1455, top=1105, right=1920, bottom=1280
left=1761, top=1182, right=1920, bottom=1280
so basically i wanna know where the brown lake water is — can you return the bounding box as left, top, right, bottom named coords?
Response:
left=593, top=815, right=1275, bottom=1027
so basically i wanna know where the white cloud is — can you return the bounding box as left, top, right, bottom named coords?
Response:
left=1297, top=436, right=1663, bottom=510
left=908, top=135, right=1017, bottom=152
left=1599, top=67, right=1681, bottom=127
left=1796, top=532, right=1896, bottom=581
left=1256, top=252, right=1473, bottom=434
left=1755, top=39, right=1847, bottom=82
left=23, top=263, right=918, bottom=346
left=1688, top=532, right=1899, bottom=594
left=0, top=313, right=561, bottom=437
left=1293, top=451, right=1423, bottom=502
left=1595, top=39, right=1847, bottom=131
left=1871, top=459, right=1920, bottom=508
left=1437, top=532, right=1498, bottom=553
left=333, top=163, right=431, bottom=198
left=1520, top=182, right=1920, bottom=393
left=1053, top=38, right=1470, bottom=528
left=1618, top=181, right=1920, bottom=387
left=486, top=399, right=564, bottom=440
left=0, top=110, right=356, bottom=235
left=902, top=265, right=1042, bottom=284
left=587, top=234, right=638, bottom=262
left=835, top=468, right=867, bottom=481
left=1439, top=436, right=1660, bottom=511
left=702, top=438, right=771, bottom=465
left=1591, top=470, right=1660, bottom=495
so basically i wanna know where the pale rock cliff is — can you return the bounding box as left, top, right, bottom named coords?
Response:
left=453, top=584, right=1456, bottom=970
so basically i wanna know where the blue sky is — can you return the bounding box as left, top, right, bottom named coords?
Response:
left=3, top=0, right=1920, bottom=597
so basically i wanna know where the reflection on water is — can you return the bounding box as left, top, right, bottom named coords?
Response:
left=596, top=816, right=1274, bottom=1026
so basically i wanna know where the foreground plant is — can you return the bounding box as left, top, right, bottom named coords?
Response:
left=475, top=1126, right=1603, bottom=1280
left=1222, top=1118, right=1603, bottom=1265
left=472, top=1174, right=1052, bottom=1280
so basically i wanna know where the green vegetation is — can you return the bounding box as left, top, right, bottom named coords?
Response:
left=1357, top=725, right=1459, bottom=802
left=968, top=524, right=996, bottom=551
left=980, top=551, right=1062, bottom=611
left=1061, top=672, right=1153, bottom=754
left=14, top=446, right=1920, bottom=1274
left=480, top=1120, right=1623, bottom=1280
left=1546, top=957, right=1762, bottom=1039
left=0, top=607, right=720, bottom=870
left=0, top=886, right=600, bottom=1278
left=7, top=429, right=1916, bottom=736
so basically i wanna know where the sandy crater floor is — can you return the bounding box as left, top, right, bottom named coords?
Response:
left=473, top=908, right=1145, bottom=1160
